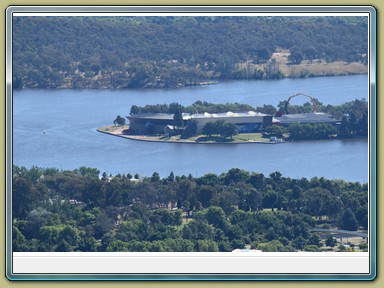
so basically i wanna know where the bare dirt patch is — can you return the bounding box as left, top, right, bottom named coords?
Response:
left=242, top=48, right=367, bottom=78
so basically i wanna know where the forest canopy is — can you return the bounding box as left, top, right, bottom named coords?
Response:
left=12, top=165, right=368, bottom=252
left=12, top=16, right=368, bottom=89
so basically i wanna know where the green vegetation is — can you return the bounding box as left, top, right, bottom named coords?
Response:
left=113, top=115, right=126, bottom=126
left=12, top=165, right=367, bottom=252
left=130, top=99, right=367, bottom=122
left=287, top=123, right=337, bottom=140
left=202, top=120, right=237, bottom=140
left=180, top=120, right=198, bottom=139
left=232, top=133, right=266, bottom=142
left=130, top=102, right=256, bottom=115
left=13, top=16, right=367, bottom=89
left=263, top=120, right=366, bottom=141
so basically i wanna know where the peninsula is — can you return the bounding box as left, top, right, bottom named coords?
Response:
left=97, top=98, right=368, bottom=144
left=97, top=125, right=276, bottom=144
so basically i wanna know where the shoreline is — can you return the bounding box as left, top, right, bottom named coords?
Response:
left=19, top=72, right=367, bottom=90
left=97, top=126, right=278, bottom=145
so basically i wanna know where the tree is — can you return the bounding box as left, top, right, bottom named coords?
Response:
left=195, top=239, right=219, bottom=252
left=13, top=227, right=28, bottom=251
left=39, top=225, right=62, bottom=246
left=308, top=233, right=322, bottom=247
left=325, top=235, right=337, bottom=250
left=78, top=236, right=98, bottom=252
left=217, top=54, right=235, bottom=78
left=74, top=166, right=100, bottom=179
left=349, top=112, right=358, bottom=134
left=248, top=173, right=266, bottom=190
left=202, top=120, right=237, bottom=139
left=173, top=109, right=184, bottom=131
left=130, top=105, right=140, bottom=115
left=245, top=188, right=263, bottom=212
left=262, top=191, right=278, bottom=211
left=340, top=208, right=359, bottom=231
left=202, top=121, right=216, bottom=137
left=257, top=240, right=284, bottom=252
left=113, top=115, right=126, bottom=126
left=303, top=188, right=341, bottom=220
left=167, top=171, right=175, bottom=182
left=211, top=191, right=238, bottom=216
left=12, top=178, right=36, bottom=219
left=288, top=47, right=303, bottom=64
left=338, top=115, right=352, bottom=138
left=169, top=102, right=183, bottom=114
left=221, top=122, right=237, bottom=139
left=287, top=122, right=337, bottom=140
left=128, top=62, right=154, bottom=88
left=60, top=226, right=80, bottom=247
left=180, top=120, right=198, bottom=139
left=358, top=112, right=368, bottom=136
left=152, top=209, right=182, bottom=226
left=150, top=172, right=161, bottom=182
left=224, top=168, right=250, bottom=185
left=197, top=185, right=216, bottom=207
left=264, top=125, right=286, bottom=138
left=56, top=239, right=72, bottom=252
left=256, top=104, right=277, bottom=115
left=304, top=245, right=320, bottom=252
left=256, top=47, right=271, bottom=63
left=106, top=240, right=130, bottom=252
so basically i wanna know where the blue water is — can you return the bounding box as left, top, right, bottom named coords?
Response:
left=12, top=74, right=369, bottom=182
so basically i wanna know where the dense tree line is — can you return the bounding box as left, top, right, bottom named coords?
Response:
left=202, top=120, right=238, bottom=139
left=12, top=165, right=367, bottom=252
left=13, top=16, right=367, bottom=89
left=264, top=122, right=338, bottom=141
left=130, top=99, right=367, bottom=120
left=130, top=101, right=257, bottom=115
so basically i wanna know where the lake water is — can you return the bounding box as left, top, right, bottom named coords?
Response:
left=12, top=75, right=369, bottom=183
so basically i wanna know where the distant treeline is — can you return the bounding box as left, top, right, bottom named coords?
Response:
left=13, top=16, right=367, bottom=89
left=13, top=165, right=367, bottom=252
left=130, top=101, right=260, bottom=115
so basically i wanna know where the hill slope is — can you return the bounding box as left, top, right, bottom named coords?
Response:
left=12, top=16, right=368, bottom=89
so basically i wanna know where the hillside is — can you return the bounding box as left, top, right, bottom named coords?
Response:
left=12, top=16, right=368, bottom=89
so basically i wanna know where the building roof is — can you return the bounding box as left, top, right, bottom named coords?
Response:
left=273, top=113, right=338, bottom=124
left=191, top=111, right=269, bottom=119
left=129, top=111, right=270, bottom=121
left=128, top=113, right=175, bottom=120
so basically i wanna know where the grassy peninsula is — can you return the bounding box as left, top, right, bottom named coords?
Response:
left=98, top=99, right=368, bottom=144
left=97, top=125, right=271, bottom=144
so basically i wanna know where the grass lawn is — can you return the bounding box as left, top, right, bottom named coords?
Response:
left=233, top=133, right=269, bottom=142
left=187, top=133, right=269, bottom=143
left=97, top=127, right=271, bottom=144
